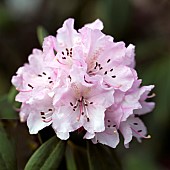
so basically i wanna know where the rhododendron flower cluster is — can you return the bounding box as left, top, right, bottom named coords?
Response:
left=12, top=19, right=155, bottom=148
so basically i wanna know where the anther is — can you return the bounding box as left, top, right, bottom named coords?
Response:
left=110, top=68, right=113, bottom=72
left=42, top=72, right=46, bottom=75
left=104, top=71, right=107, bottom=75
left=70, top=102, right=73, bottom=106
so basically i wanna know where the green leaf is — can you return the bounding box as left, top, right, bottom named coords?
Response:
left=25, top=136, right=66, bottom=170
left=87, top=141, right=122, bottom=170
left=0, top=125, right=17, bottom=170
left=65, top=141, right=77, bottom=170
left=95, top=0, right=131, bottom=38
left=0, top=95, right=19, bottom=119
left=37, top=26, right=48, bottom=45
left=7, top=86, right=18, bottom=103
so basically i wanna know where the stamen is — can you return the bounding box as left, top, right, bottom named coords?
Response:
left=113, top=130, right=117, bottom=133
left=148, top=93, right=156, bottom=98
left=56, top=59, right=66, bottom=65
left=16, top=88, right=32, bottom=92
left=112, top=75, right=116, bottom=78
left=42, top=72, right=46, bottom=75
left=110, top=68, right=113, bottom=72
left=131, top=127, right=151, bottom=139
left=43, top=118, right=52, bottom=123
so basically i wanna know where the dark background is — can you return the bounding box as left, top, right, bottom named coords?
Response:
left=0, top=0, right=170, bottom=169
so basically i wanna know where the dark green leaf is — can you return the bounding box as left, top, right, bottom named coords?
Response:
left=0, top=95, right=19, bottom=119
left=7, top=86, right=18, bottom=103
left=25, top=136, right=66, bottom=170
left=0, top=125, right=17, bottom=170
left=95, top=0, right=131, bottom=38
left=67, top=140, right=89, bottom=170
left=87, top=141, right=122, bottom=170
left=37, top=26, right=48, bottom=45
left=65, top=141, right=77, bottom=170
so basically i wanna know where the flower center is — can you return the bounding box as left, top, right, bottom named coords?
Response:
left=70, top=96, right=94, bottom=122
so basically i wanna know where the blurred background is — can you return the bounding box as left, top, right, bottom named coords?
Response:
left=0, top=0, right=170, bottom=169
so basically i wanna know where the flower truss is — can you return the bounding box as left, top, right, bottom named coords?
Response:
left=12, top=19, right=155, bottom=148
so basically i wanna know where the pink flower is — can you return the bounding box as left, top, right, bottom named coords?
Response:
left=11, top=18, right=155, bottom=148
left=86, top=83, right=154, bottom=148
left=52, top=81, right=114, bottom=139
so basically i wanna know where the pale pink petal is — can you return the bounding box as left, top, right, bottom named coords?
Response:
left=119, top=121, right=132, bottom=147
left=127, top=116, right=149, bottom=142
left=27, top=110, right=51, bottom=134
left=55, top=131, right=70, bottom=140
left=91, top=127, right=119, bottom=148
left=84, top=19, right=104, bottom=30
left=83, top=105, right=105, bottom=133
